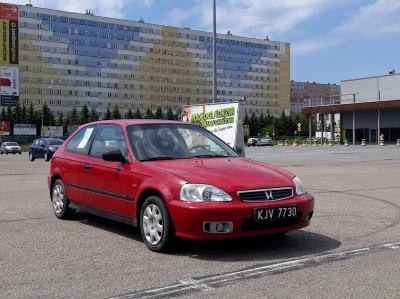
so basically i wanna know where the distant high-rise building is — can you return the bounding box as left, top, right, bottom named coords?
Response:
left=0, top=2, right=291, bottom=119
left=290, top=80, right=341, bottom=113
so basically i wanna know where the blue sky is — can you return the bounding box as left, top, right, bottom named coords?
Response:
left=9, top=0, right=400, bottom=84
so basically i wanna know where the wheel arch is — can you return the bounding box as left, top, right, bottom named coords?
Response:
left=49, top=174, right=63, bottom=199
left=136, top=188, right=166, bottom=228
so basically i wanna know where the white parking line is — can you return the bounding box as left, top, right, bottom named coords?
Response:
left=109, top=241, right=400, bottom=299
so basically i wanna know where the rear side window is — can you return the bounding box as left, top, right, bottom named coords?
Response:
left=66, top=125, right=97, bottom=155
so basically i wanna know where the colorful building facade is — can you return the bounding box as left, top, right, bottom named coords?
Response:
left=0, top=2, right=290, bottom=118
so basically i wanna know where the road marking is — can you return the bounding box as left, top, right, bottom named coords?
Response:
left=108, top=241, right=400, bottom=299
left=179, top=278, right=215, bottom=292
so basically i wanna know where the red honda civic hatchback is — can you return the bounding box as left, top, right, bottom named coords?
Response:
left=48, top=120, right=314, bottom=252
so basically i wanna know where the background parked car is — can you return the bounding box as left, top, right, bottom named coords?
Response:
left=247, top=138, right=258, bottom=147
left=0, top=142, right=22, bottom=155
left=29, top=138, right=64, bottom=161
left=257, top=136, right=274, bottom=146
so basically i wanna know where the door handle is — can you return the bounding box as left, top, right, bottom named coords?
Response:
left=84, top=164, right=90, bottom=171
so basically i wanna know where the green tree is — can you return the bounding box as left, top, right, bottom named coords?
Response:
left=63, top=112, right=70, bottom=136
left=112, top=105, right=122, bottom=119
left=166, top=106, right=174, bottom=120
left=125, top=109, right=134, bottom=119
left=103, top=107, right=112, bottom=120
left=69, top=106, right=79, bottom=125
left=50, top=110, right=56, bottom=126
left=249, top=112, right=260, bottom=137
left=40, top=101, right=51, bottom=126
left=6, top=105, right=13, bottom=122
left=0, top=106, right=6, bottom=120
left=145, top=107, right=154, bottom=119
left=89, top=107, right=99, bottom=122
left=13, top=102, right=22, bottom=123
left=243, top=112, right=250, bottom=126
left=133, top=108, right=142, bottom=119
left=27, top=102, right=36, bottom=123
left=58, top=111, right=64, bottom=128
left=80, top=104, right=90, bottom=124
left=258, top=113, right=266, bottom=135
left=155, top=106, right=163, bottom=119
left=21, top=103, right=28, bottom=123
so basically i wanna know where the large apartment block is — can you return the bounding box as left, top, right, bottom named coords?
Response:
left=290, top=80, right=340, bottom=113
left=0, top=2, right=290, bottom=118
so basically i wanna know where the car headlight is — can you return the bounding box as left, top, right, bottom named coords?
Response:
left=293, top=176, right=306, bottom=195
left=49, top=146, right=55, bottom=151
left=179, top=184, right=232, bottom=202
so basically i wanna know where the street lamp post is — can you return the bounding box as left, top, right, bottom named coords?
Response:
left=31, top=86, right=52, bottom=137
left=212, top=0, right=217, bottom=103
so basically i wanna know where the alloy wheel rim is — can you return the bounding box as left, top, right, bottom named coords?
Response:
left=44, top=153, right=47, bottom=160
left=52, top=184, right=64, bottom=214
left=142, top=204, right=163, bottom=245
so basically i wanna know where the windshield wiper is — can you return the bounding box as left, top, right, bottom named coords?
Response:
left=190, top=154, right=227, bottom=158
left=140, top=156, right=175, bottom=162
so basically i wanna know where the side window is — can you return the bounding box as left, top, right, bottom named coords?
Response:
left=89, top=125, right=127, bottom=159
left=39, top=140, right=45, bottom=146
left=34, top=140, right=39, bottom=145
left=66, top=125, right=97, bottom=155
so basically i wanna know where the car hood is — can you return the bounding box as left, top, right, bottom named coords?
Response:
left=48, top=145, right=61, bottom=149
left=148, top=157, right=294, bottom=193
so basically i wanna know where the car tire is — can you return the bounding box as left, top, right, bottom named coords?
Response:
left=13, top=153, right=15, bottom=155
left=19, top=152, right=21, bottom=155
left=140, top=196, right=174, bottom=253
left=51, top=179, right=75, bottom=220
left=0, top=151, right=3, bottom=155
left=29, top=152, right=35, bottom=161
left=44, top=152, right=50, bottom=161
left=5, top=151, right=8, bottom=155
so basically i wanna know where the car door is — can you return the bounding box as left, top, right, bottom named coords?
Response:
left=79, top=124, right=132, bottom=218
left=30, top=139, right=38, bottom=157
left=62, top=124, right=98, bottom=206
left=38, top=139, right=46, bottom=158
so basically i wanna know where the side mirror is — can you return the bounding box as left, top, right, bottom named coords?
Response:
left=233, top=146, right=243, bottom=154
left=102, top=149, right=127, bottom=164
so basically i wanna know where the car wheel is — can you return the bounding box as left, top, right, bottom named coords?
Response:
left=140, top=196, right=174, bottom=253
left=13, top=153, right=15, bottom=155
left=51, top=179, right=75, bottom=219
left=19, top=152, right=21, bottom=155
left=0, top=151, right=3, bottom=155
left=29, top=152, right=35, bottom=161
left=5, top=151, right=8, bottom=155
left=44, top=152, right=50, bottom=161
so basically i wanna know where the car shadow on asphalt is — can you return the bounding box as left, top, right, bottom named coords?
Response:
left=72, top=211, right=341, bottom=261
left=173, top=231, right=341, bottom=261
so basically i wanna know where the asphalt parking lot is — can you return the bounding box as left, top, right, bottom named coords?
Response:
left=1, top=145, right=399, bottom=299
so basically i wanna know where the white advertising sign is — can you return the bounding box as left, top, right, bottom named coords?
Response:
left=14, top=123, right=36, bottom=135
left=42, top=126, right=63, bottom=137
left=0, top=66, right=19, bottom=96
left=180, top=102, right=239, bottom=147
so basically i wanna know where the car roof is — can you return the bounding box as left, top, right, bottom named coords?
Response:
left=78, top=119, right=192, bottom=127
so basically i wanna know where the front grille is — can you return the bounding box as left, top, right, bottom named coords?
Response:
left=241, top=213, right=302, bottom=232
left=237, top=187, right=293, bottom=202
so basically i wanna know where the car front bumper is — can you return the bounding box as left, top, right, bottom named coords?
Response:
left=5, top=148, right=21, bottom=153
left=168, top=193, right=314, bottom=240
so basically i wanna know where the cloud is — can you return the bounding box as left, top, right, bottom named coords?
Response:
left=292, top=0, right=400, bottom=55
left=6, top=0, right=153, bottom=19
left=167, top=0, right=351, bottom=39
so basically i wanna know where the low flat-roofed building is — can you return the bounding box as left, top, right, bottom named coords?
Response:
left=301, top=72, right=400, bottom=144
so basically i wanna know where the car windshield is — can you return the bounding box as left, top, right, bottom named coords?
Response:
left=44, top=138, right=64, bottom=145
left=7, top=142, right=19, bottom=146
left=127, top=123, right=239, bottom=161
